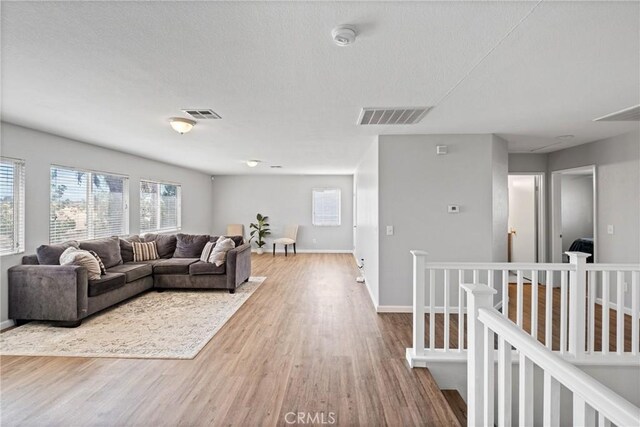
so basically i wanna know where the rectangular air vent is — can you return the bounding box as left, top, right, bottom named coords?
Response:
left=593, top=104, right=640, bottom=122
left=182, top=109, right=222, bottom=119
left=358, top=107, right=431, bottom=125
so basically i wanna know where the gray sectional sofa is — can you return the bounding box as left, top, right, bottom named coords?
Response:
left=8, top=233, right=251, bottom=327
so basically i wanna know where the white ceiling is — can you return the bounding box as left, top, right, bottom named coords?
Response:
left=1, top=1, right=639, bottom=175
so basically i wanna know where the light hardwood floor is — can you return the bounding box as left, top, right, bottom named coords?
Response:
left=1, top=254, right=460, bottom=426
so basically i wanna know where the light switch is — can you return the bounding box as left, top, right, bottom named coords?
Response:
left=607, top=225, right=614, bottom=235
left=386, top=225, right=394, bottom=236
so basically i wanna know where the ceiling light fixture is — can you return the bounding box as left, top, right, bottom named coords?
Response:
left=332, top=26, right=356, bottom=46
left=555, top=134, right=575, bottom=139
left=169, top=117, right=196, bottom=134
left=246, top=160, right=261, bottom=167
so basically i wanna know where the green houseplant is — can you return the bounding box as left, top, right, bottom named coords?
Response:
left=249, top=213, right=271, bottom=254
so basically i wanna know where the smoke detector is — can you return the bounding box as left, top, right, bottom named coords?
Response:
left=332, top=26, right=356, bottom=46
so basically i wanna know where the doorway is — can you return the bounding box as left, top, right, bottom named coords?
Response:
left=551, top=165, right=597, bottom=263
left=508, top=173, right=545, bottom=263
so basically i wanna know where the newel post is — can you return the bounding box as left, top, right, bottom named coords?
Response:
left=462, top=283, right=497, bottom=427
left=409, top=250, right=428, bottom=365
left=567, top=252, right=590, bottom=358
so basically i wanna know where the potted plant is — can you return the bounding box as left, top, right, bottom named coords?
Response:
left=249, top=213, right=271, bottom=254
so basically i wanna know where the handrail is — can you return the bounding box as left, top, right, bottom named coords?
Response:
left=423, top=261, right=575, bottom=271
left=585, top=263, right=640, bottom=271
left=478, top=307, right=640, bottom=427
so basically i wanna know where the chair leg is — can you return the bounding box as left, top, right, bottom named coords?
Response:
left=285, top=245, right=288, bottom=257
left=273, top=243, right=276, bottom=257
left=293, top=243, right=296, bottom=254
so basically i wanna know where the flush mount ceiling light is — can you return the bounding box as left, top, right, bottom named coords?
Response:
left=556, top=134, right=575, bottom=139
left=169, top=117, right=196, bottom=134
left=246, top=160, right=261, bottom=167
left=331, top=26, right=356, bottom=46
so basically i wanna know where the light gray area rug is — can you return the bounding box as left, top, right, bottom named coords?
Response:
left=0, top=277, right=266, bottom=360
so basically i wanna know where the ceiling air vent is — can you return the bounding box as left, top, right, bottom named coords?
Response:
left=182, top=109, right=222, bottom=120
left=358, top=107, right=431, bottom=125
left=593, top=104, right=640, bottom=122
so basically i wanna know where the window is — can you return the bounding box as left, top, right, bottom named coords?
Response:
left=0, top=158, right=25, bottom=255
left=312, top=188, right=341, bottom=226
left=140, top=180, right=181, bottom=233
left=50, top=166, right=129, bottom=244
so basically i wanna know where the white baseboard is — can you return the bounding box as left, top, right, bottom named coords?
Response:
left=595, top=298, right=633, bottom=316
left=252, top=249, right=353, bottom=254
left=352, top=253, right=379, bottom=310
left=1, top=319, right=15, bottom=330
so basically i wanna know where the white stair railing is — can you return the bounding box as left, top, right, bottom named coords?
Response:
left=406, top=251, right=640, bottom=368
left=464, top=283, right=640, bottom=427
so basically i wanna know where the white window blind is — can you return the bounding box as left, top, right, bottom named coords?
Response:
left=0, top=157, right=25, bottom=255
left=140, top=180, right=181, bottom=233
left=50, top=166, right=129, bottom=244
left=312, top=188, right=341, bottom=226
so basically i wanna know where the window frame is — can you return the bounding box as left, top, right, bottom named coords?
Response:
left=49, top=164, right=130, bottom=244
left=312, top=187, right=342, bottom=227
left=0, top=157, right=26, bottom=256
left=139, top=179, right=182, bottom=234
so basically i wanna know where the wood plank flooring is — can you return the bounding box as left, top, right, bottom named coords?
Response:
left=1, top=254, right=460, bottom=427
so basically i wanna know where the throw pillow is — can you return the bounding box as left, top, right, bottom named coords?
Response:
left=132, top=241, right=159, bottom=262
left=36, top=241, right=79, bottom=265
left=174, top=234, right=210, bottom=258
left=88, top=250, right=107, bottom=275
left=59, top=247, right=101, bottom=280
left=79, top=236, right=123, bottom=269
left=200, top=241, right=215, bottom=262
left=209, top=237, right=236, bottom=267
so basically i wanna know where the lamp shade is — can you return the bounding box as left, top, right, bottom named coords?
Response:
left=169, top=117, right=196, bottom=134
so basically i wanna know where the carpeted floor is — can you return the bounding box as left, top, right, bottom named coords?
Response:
left=0, top=277, right=266, bottom=359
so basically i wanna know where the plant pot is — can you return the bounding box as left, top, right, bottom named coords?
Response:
left=256, top=247, right=264, bottom=255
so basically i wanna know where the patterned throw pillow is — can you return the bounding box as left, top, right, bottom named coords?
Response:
left=132, top=241, right=159, bottom=262
left=200, top=241, right=215, bottom=262
left=88, top=250, right=107, bottom=275
left=209, top=237, right=236, bottom=267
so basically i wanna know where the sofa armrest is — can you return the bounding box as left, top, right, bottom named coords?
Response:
left=226, top=243, right=252, bottom=289
left=8, top=265, right=89, bottom=322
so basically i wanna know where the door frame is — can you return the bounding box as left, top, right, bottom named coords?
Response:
left=508, top=172, right=546, bottom=263
left=551, top=165, right=597, bottom=263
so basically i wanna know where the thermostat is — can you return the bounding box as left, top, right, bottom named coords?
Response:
left=448, top=205, right=460, bottom=213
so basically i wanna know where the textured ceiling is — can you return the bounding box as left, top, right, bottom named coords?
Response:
left=1, top=1, right=638, bottom=174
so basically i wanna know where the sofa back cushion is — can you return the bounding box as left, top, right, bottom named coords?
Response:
left=143, top=233, right=177, bottom=258
left=79, top=236, right=123, bottom=269
left=174, top=234, right=210, bottom=258
left=119, top=235, right=141, bottom=263
left=36, top=240, right=79, bottom=265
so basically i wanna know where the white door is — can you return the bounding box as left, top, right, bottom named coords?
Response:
left=508, top=175, right=537, bottom=262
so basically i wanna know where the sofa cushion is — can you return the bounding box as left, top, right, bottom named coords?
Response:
left=143, top=233, right=177, bottom=258
left=210, top=235, right=244, bottom=248
left=36, top=241, right=79, bottom=265
left=88, top=272, right=126, bottom=297
left=189, top=261, right=226, bottom=276
left=119, top=235, right=141, bottom=263
left=153, top=258, right=200, bottom=275
left=174, top=234, right=210, bottom=258
left=107, top=263, right=153, bottom=283
left=79, top=236, right=123, bottom=269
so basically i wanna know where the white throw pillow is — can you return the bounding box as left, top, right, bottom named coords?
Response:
left=60, top=247, right=102, bottom=280
left=200, top=241, right=215, bottom=262
left=208, top=237, right=236, bottom=267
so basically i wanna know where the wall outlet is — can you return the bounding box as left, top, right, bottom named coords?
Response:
left=312, top=238, right=317, bottom=244
left=448, top=205, right=460, bottom=213
left=386, top=225, right=394, bottom=236
left=607, top=225, right=614, bottom=235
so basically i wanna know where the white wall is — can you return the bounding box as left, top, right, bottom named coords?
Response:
left=0, top=123, right=215, bottom=324
left=377, top=134, right=508, bottom=307
left=560, top=174, right=594, bottom=252
left=354, top=141, right=379, bottom=308
left=508, top=153, right=548, bottom=174
left=210, top=175, right=353, bottom=252
left=548, top=130, right=640, bottom=263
